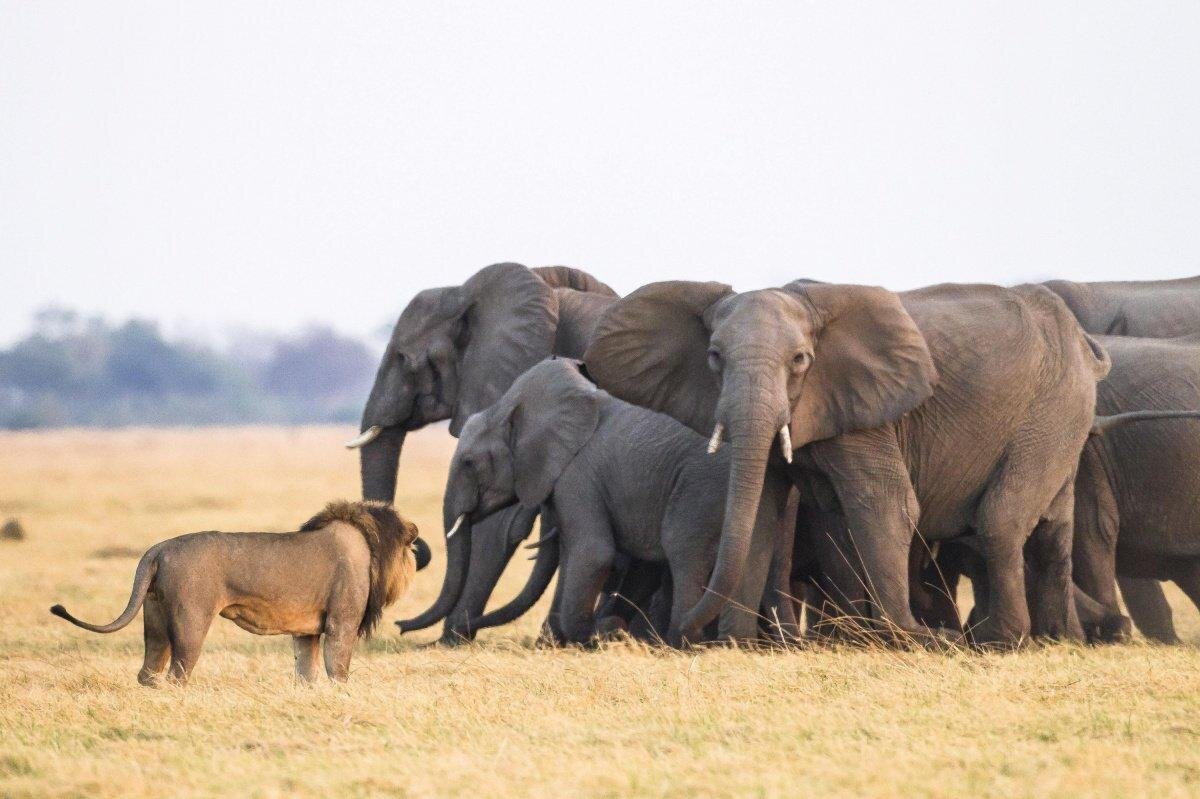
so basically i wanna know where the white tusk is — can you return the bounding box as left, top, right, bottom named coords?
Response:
left=344, top=425, right=382, bottom=449
left=446, top=514, right=466, bottom=539
left=779, top=425, right=793, bottom=464
left=707, top=422, right=724, bottom=455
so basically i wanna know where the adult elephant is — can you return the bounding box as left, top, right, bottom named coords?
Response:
left=348, top=262, right=617, bottom=643
left=1043, top=275, right=1200, bottom=640
left=1072, top=335, right=1200, bottom=643
left=585, top=280, right=1110, bottom=646
left=1044, top=275, right=1200, bottom=338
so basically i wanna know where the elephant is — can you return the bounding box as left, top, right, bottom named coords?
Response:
left=436, top=358, right=793, bottom=645
left=349, top=262, right=617, bottom=643
left=1067, top=334, right=1200, bottom=643
left=1042, top=275, right=1200, bottom=640
left=1043, top=275, right=1200, bottom=338
left=584, top=280, right=1111, bottom=647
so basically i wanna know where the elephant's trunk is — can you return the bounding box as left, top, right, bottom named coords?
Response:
left=679, top=381, right=782, bottom=641
left=466, top=525, right=560, bottom=631
left=395, top=517, right=473, bottom=634
left=359, top=426, right=406, bottom=503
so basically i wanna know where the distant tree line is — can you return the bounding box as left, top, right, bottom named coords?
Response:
left=0, top=307, right=377, bottom=428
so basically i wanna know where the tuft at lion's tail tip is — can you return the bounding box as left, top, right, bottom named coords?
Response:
left=50, top=604, right=68, bottom=619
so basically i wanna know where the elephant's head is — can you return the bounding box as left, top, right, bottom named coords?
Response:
left=584, top=280, right=937, bottom=638
left=349, top=263, right=614, bottom=505
left=396, top=358, right=602, bottom=633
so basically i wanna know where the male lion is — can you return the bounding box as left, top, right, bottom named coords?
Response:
left=51, top=500, right=421, bottom=685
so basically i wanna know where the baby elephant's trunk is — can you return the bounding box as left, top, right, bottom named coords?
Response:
left=50, top=545, right=160, bottom=633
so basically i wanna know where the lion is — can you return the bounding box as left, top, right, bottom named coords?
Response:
left=50, top=500, right=422, bottom=685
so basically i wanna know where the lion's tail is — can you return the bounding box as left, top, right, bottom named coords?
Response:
left=50, top=544, right=161, bottom=633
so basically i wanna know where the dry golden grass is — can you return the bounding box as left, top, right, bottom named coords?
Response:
left=2, top=426, right=1200, bottom=798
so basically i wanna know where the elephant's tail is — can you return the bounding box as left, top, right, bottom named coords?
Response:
left=50, top=544, right=160, bottom=633
left=1091, top=409, right=1200, bottom=435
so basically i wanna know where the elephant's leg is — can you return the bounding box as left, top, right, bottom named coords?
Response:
left=759, top=487, right=799, bottom=643
left=1072, top=444, right=1130, bottom=642
left=911, top=539, right=963, bottom=632
left=1170, top=563, right=1200, bottom=639
left=627, top=569, right=673, bottom=642
left=1119, top=577, right=1179, bottom=644
left=798, top=505, right=867, bottom=639
left=597, top=558, right=665, bottom=636
left=540, top=568, right=568, bottom=646
left=971, top=435, right=1094, bottom=648
left=668, top=557, right=711, bottom=647
left=441, top=506, right=531, bottom=644
left=810, top=431, right=924, bottom=641
left=138, top=595, right=172, bottom=687
left=552, top=505, right=617, bottom=645
left=1024, top=488, right=1084, bottom=641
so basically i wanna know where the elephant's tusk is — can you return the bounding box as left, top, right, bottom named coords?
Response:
left=779, top=425, right=793, bottom=464
left=524, top=527, right=560, bottom=550
left=446, top=514, right=466, bottom=539
left=707, top=422, right=724, bottom=455
left=344, top=426, right=382, bottom=449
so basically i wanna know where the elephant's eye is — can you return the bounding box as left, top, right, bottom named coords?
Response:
left=707, top=349, right=723, bottom=372
left=792, top=351, right=812, bottom=369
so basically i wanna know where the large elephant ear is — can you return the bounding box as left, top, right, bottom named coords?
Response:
left=532, top=266, right=618, bottom=297
left=783, top=282, right=937, bottom=445
left=509, top=360, right=602, bottom=507
left=584, top=281, right=732, bottom=436
left=451, top=263, right=559, bottom=435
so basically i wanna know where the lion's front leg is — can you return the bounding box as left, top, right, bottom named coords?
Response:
left=292, top=635, right=322, bottom=683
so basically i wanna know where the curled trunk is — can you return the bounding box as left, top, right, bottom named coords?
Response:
left=396, top=520, right=472, bottom=634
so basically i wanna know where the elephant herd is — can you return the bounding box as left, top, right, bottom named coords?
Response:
left=349, top=265, right=1200, bottom=649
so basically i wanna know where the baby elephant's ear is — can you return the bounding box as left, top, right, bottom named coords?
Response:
left=510, top=362, right=603, bottom=508
left=584, top=280, right=733, bottom=437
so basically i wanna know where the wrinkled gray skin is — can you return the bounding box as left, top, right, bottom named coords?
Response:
left=1071, top=335, right=1200, bottom=643
left=1044, top=276, right=1200, bottom=641
left=356, top=263, right=616, bottom=642
left=442, top=359, right=793, bottom=645
left=586, top=280, right=1109, bottom=646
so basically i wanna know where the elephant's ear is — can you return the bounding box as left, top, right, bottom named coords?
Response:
left=509, top=361, right=602, bottom=508
left=452, top=263, right=559, bottom=435
left=583, top=281, right=732, bottom=436
left=532, top=266, right=618, bottom=297
left=783, top=282, right=937, bottom=445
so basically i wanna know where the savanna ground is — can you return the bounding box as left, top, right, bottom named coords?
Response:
left=2, top=427, right=1199, bottom=798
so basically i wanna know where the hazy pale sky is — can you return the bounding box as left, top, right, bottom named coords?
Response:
left=3, top=2, right=1199, bottom=344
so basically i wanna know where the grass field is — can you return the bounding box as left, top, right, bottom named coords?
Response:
left=2, top=426, right=1199, bottom=797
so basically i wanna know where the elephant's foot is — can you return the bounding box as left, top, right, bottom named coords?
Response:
left=437, top=626, right=476, bottom=646
left=1083, top=613, right=1132, bottom=644
left=965, top=614, right=1030, bottom=651
left=594, top=615, right=630, bottom=641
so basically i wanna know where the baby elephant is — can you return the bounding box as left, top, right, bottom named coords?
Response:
left=51, top=501, right=420, bottom=685
left=444, top=358, right=790, bottom=646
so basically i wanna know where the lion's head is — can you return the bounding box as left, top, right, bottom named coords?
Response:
left=301, top=500, right=419, bottom=637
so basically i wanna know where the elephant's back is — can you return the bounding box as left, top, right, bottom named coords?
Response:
left=1044, top=276, right=1200, bottom=337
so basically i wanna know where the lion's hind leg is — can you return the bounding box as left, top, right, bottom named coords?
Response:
left=165, top=602, right=215, bottom=685
left=137, top=595, right=171, bottom=687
